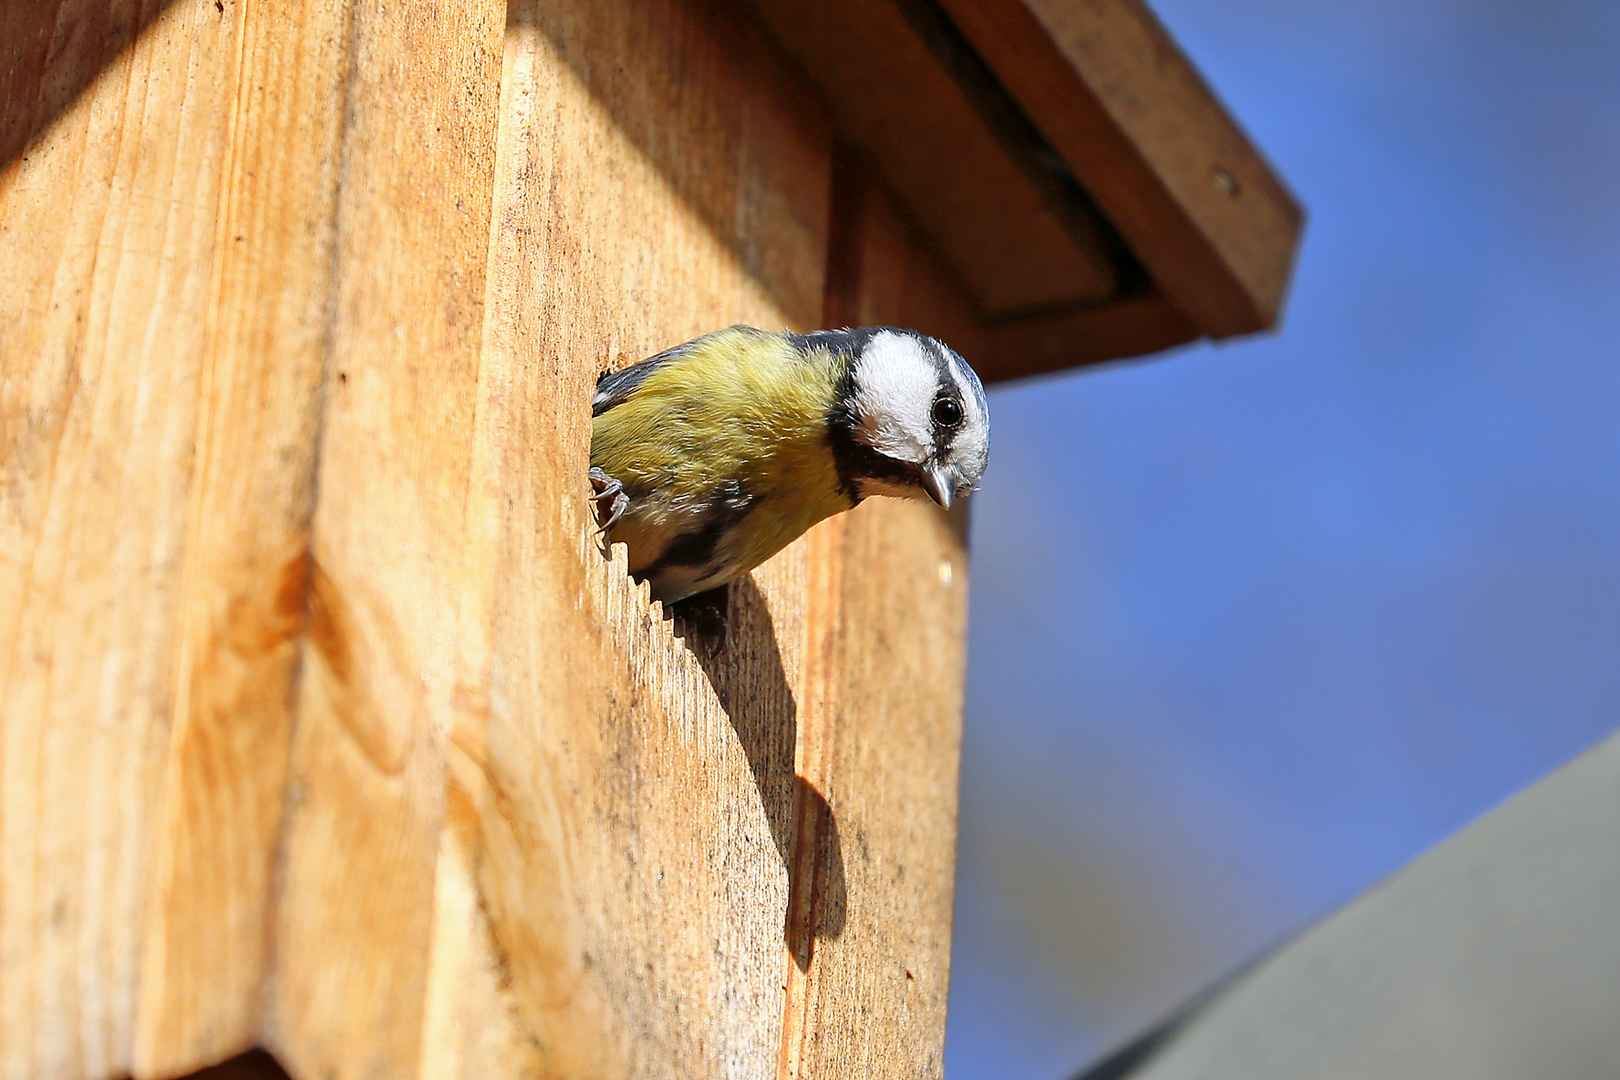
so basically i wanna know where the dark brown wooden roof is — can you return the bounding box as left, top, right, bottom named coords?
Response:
left=747, top=0, right=1304, bottom=382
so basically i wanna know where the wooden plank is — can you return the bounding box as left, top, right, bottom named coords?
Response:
left=0, top=0, right=307, bottom=1074
left=748, top=0, right=1121, bottom=316
left=3, top=0, right=495, bottom=1073
left=260, top=0, right=506, bottom=1078
left=450, top=0, right=831, bottom=1072
left=437, top=2, right=971, bottom=1076
left=0, top=0, right=183, bottom=173
left=938, top=0, right=1304, bottom=338
left=133, top=0, right=347, bottom=1072
left=780, top=172, right=971, bottom=1080
left=783, top=501, right=967, bottom=1079
left=978, top=289, right=1201, bottom=382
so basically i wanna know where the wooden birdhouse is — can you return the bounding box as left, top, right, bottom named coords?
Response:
left=0, top=0, right=1298, bottom=1077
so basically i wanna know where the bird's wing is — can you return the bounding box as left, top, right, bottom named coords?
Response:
left=592, top=326, right=777, bottom=416
left=592, top=339, right=699, bottom=416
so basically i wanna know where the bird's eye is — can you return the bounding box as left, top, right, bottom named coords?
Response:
left=932, top=397, right=963, bottom=428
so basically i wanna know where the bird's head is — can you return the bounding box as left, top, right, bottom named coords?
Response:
left=826, top=327, right=990, bottom=509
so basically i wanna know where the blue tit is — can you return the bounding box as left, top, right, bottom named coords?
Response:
left=589, top=324, right=990, bottom=605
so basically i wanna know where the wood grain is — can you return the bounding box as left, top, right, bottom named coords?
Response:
left=260, top=0, right=506, bottom=1077
left=0, top=0, right=184, bottom=173
left=134, top=0, right=346, bottom=1071
left=452, top=0, right=829, bottom=1072
left=0, top=0, right=305, bottom=1075
left=433, top=1, right=970, bottom=1076
left=938, top=0, right=1304, bottom=338
left=780, top=176, right=973, bottom=1080
left=749, top=0, right=1120, bottom=316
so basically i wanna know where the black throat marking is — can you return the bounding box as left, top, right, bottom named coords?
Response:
left=807, top=327, right=939, bottom=504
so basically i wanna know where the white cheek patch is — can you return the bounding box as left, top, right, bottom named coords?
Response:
left=851, top=331, right=938, bottom=464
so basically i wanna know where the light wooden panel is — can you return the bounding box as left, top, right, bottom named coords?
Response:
left=134, top=0, right=347, bottom=1072
left=781, top=171, right=973, bottom=1080
left=4, top=0, right=976, bottom=1077
left=260, top=0, right=506, bottom=1078
left=0, top=0, right=323, bottom=1075
left=3, top=0, right=508, bottom=1075
left=436, top=1, right=971, bottom=1076
left=454, top=0, right=829, bottom=1072
left=1, top=0, right=182, bottom=173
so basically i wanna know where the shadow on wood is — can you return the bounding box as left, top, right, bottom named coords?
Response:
left=522, top=0, right=832, bottom=330
left=676, top=576, right=849, bottom=971
left=2, top=0, right=187, bottom=172
left=170, top=1049, right=292, bottom=1080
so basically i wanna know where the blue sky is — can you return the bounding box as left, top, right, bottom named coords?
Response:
left=945, top=2, right=1620, bottom=1076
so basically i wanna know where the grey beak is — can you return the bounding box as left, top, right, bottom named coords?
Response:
left=921, top=464, right=957, bottom=509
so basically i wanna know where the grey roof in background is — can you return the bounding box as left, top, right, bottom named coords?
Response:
left=1076, top=729, right=1620, bottom=1080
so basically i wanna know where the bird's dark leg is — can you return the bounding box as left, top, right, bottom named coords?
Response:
left=670, top=585, right=730, bottom=652
left=588, top=466, right=629, bottom=533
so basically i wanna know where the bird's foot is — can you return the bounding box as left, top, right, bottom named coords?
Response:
left=670, top=586, right=730, bottom=653
left=588, top=466, right=629, bottom=533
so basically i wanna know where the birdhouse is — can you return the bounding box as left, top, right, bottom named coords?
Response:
left=0, top=0, right=1298, bottom=1077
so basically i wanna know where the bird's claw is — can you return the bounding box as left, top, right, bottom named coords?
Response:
left=589, top=466, right=629, bottom=533
left=670, top=586, right=730, bottom=652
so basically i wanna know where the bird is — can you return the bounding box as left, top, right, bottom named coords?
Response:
left=589, top=324, right=989, bottom=608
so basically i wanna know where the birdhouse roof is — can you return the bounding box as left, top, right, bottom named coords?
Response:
left=750, top=0, right=1304, bottom=382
